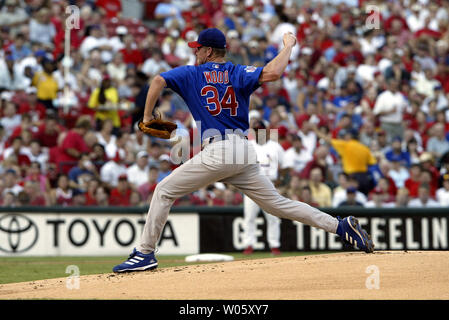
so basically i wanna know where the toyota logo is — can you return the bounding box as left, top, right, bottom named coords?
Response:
left=0, top=214, right=39, bottom=253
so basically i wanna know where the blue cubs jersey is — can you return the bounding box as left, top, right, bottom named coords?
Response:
left=160, top=61, right=263, bottom=138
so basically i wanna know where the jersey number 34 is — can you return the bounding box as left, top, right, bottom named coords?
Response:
left=201, top=85, right=239, bottom=116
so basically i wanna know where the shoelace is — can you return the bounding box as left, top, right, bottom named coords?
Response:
left=127, top=250, right=137, bottom=260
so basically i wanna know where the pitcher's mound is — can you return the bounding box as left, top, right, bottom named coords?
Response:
left=1, top=251, right=448, bottom=300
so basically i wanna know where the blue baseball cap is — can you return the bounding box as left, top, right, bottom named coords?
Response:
left=347, top=186, right=357, bottom=193
left=188, top=28, right=226, bottom=49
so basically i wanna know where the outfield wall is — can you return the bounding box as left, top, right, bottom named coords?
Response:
left=0, top=207, right=448, bottom=256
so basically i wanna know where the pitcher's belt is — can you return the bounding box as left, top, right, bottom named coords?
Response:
left=201, top=133, right=248, bottom=149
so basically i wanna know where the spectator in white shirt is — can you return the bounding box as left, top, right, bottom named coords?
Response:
left=436, top=174, right=449, bottom=206
left=282, top=134, right=313, bottom=175
left=408, top=184, right=440, bottom=207
left=426, top=123, right=449, bottom=160
left=358, top=28, right=385, bottom=57
left=126, top=151, right=150, bottom=189
left=100, top=154, right=128, bottom=190
left=0, top=55, right=29, bottom=91
left=297, top=120, right=317, bottom=157
left=406, top=3, right=425, bottom=33
left=26, top=140, right=48, bottom=173
left=0, top=101, right=21, bottom=138
left=414, top=68, right=441, bottom=99
left=414, top=46, right=437, bottom=72
left=95, top=119, right=117, bottom=157
left=52, top=58, right=79, bottom=91
left=106, top=52, right=127, bottom=83
left=356, top=54, right=379, bottom=86
left=270, top=16, right=300, bottom=60
left=141, top=49, right=172, bottom=77
left=29, top=8, right=56, bottom=48
left=161, top=29, right=192, bottom=66
left=109, top=26, right=127, bottom=52
left=373, top=78, right=408, bottom=142
left=0, top=0, right=29, bottom=36
left=126, top=122, right=151, bottom=156
left=2, top=168, right=23, bottom=196
left=388, top=157, right=410, bottom=188
left=80, top=25, right=113, bottom=62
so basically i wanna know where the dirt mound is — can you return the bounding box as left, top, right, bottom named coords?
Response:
left=1, top=251, right=448, bottom=300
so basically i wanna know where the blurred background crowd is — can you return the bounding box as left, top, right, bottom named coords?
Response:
left=0, top=0, right=449, bottom=208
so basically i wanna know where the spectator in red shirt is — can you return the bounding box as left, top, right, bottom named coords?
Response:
left=419, top=152, right=440, bottom=192
left=22, top=180, right=47, bottom=206
left=34, top=113, right=64, bottom=148
left=109, top=174, right=132, bottom=206
left=138, top=166, right=159, bottom=204
left=18, top=87, right=47, bottom=123
left=183, top=2, right=213, bottom=28
left=51, top=174, right=73, bottom=206
left=120, top=34, right=143, bottom=68
left=332, top=39, right=364, bottom=67
left=96, top=0, right=122, bottom=18
left=404, top=163, right=422, bottom=197
left=223, top=188, right=243, bottom=206
left=188, top=189, right=208, bottom=206
left=277, top=126, right=292, bottom=150
left=300, top=145, right=330, bottom=180
left=375, top=177, right=396, bottom=202
left=331, top=114, right=352, bottom=139
left=7, top=113, right=36, bottom=147
left=206, top=183, right=226, bottom=206
left=57, top=115, right=93, bottom=174
left=84, top=179, right=101, bottom=206
left=94, top=186, right=110, bottom=206
left=384, top=8, right=409, bottom=34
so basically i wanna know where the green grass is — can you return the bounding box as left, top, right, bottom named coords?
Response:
left=0, top=251, right=332, bottom=285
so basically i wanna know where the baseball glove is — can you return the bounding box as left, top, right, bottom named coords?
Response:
left=138, top=117, right=177, bottom=139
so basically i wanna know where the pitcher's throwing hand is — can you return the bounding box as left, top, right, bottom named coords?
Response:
left=283, top=32, right=297, bottom=48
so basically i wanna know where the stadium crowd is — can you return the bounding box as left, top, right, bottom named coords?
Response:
left=0, top=0, right=449, bottom=208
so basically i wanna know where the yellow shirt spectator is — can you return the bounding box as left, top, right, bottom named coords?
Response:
left=309, top=182, right=332, bottom=207
left=32, top=71, right=58, bottom=100
left=331, top=139, right=377, bottom=174
left=88, top=87, right=121, bottom=128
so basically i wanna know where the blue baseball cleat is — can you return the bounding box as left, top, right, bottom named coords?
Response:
left=113, top=248, right=158, bottom=273
left=337, top=216, right=374, bottom=253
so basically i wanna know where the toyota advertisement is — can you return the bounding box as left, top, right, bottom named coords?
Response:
left=0, top=213, right=199, bottom=256
left=0, top=210, right=448, bottom=256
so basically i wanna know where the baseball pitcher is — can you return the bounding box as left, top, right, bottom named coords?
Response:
left=113, top=28, right=374, bottom=273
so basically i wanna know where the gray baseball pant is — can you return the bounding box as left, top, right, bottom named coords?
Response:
left=138, top=134, right=339, bottom=253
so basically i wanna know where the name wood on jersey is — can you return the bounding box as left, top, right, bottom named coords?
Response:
left=203, top=70, right=229, bottom=84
